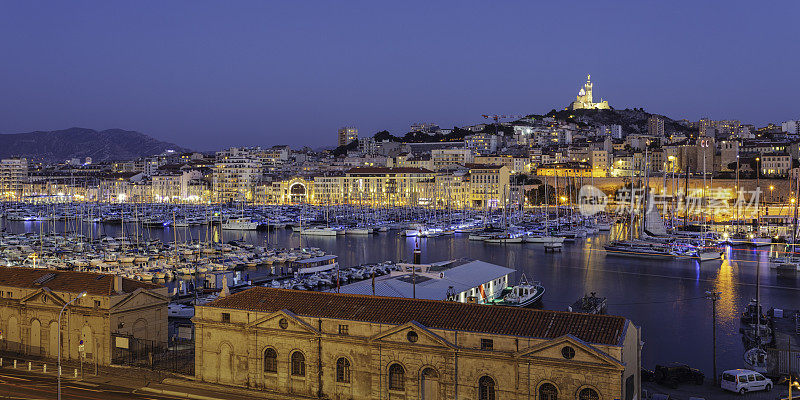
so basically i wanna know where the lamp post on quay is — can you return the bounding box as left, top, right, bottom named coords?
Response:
left=58, top=291, right=86, bottom=400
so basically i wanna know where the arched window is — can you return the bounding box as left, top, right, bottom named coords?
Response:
left=579, top=388, right=599, bottom=400
left=290, top=351, right=305, bottom=377
left=336, top=357, right=351, bottom=383
left=478, top=376, right=495, bottom=400
left=539, top=382, right=558, bottom=400
left=263, top=348, right=277, bottom=373
left=388, top=363, right=405, bottom=390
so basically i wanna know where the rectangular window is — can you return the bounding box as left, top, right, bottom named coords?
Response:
left=338, top=325, right=349, bottom=335
left=94, top=300, right=101, bottom=308
left=221, top=313, right=231, bottom=323
left=6, top=291, right=11, bottom=298
left=481, top=339, right=493, bottom=350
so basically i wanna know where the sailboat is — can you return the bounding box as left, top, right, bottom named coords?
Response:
left=523, top=174, right=564, bottom=248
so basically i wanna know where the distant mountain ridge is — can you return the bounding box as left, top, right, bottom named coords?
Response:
left=0, top=127, right=190, bottom=163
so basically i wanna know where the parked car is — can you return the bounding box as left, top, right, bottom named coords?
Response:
left=720, top=369, right=772, bottom=394
left=653, top=363, right=704, bottom=388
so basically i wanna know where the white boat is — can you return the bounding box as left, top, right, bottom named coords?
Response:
left=222, top=218, right=258, bottom=230
left=346, top=227, right=372, bottom=235
left=696, top=250, right=723, bottom=262
left=489, top=276, right=545, bottom=308
left=523, top=235, right=565, bottom=245
left=485, top=235, right=523, bottom=244
left=301, top=227, right=338, bottom=236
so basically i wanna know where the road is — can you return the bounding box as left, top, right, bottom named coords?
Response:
left=0, top=368, right=181, bottom=400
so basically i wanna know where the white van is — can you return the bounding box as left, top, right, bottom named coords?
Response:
left=721, top=369, right=773, bottom=394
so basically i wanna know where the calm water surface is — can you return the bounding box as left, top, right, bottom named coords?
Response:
left=5, top=219, right=800, bottom=376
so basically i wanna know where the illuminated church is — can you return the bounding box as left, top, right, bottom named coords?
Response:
left=567, top=74, right=610, bottom=110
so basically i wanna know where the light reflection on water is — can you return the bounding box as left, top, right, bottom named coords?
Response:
left=4, top=220, right=800, bottom=375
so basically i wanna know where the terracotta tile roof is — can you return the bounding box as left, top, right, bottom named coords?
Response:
left=205, top=287, right=627, bottom=345
left=0, top=267, right=161, bottom=296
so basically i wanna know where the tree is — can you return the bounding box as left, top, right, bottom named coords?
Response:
left=373, top=130, right=393, bottom=141
left=527, top=184, right=556, bottom=205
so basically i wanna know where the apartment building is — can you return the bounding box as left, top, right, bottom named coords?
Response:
left=466, top=164, right=510, bottom=208
left=431, top=148, right=473, bottom=170
left=0, top=157, right=28, bottom=198
left=213, top=147, right=264, bottom=202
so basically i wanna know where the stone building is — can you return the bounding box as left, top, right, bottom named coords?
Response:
left=0, top=267, right=168, bottom=366
left=194, top=287, right=641, bottom=400
left=567, top=75, right=610, bottom=110
left=466, top=164, right=511, bottom=208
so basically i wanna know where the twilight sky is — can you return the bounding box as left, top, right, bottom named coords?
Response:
left=1, top=1, right=798, bottom=151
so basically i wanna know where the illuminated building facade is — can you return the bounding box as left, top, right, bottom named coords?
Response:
left=467, top=164, right=510, bottom=208
left=0, top=157, right=28, bottom=199
left=213, top=147, right=264, bottom=203
left=194, top=287, right=641, bottom=400
left=567, top=75, right=610, bottom=110
left=337, top=126, right=358, bottom=147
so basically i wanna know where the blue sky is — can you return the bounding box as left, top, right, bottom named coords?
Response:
left=1, top=1, right=797, bottom=150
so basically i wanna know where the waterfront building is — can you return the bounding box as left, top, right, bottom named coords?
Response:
left=343, top=167, right=434, bottom=207
left=566, top=74, right=610, bottom=110
left=193, top=287, right=641, bottom=400
left=337, top=127, right=358, bottom=147
left=0, top=267, right=168, bottom=366
left=535, top=162, right=596, bottom=178
left=432, top=171, right=469, bottom=207
left=256, top=177, right=315, bottom=205
left=312, top=174, right=346, bottom=205
left=0, top=157, right=28, bottom=199
left=336, top=259, right=514, bottom=304
left=213, top=147, right=264, bottom=203
left=150, top=168, right=207, bottom=202
left=467, top=164, right=510, bottom=208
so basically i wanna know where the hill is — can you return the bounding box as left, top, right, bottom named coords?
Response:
left=545, top=108, right=693, bottom=136
left=0, top=127, right=190, bottom=163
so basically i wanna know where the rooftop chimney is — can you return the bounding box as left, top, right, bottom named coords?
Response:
left=114, top=275, right=123, bottom=294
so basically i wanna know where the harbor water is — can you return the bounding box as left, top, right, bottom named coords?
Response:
left=4, top=219, right=799, bottom=377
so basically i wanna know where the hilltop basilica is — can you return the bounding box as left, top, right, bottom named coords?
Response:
left=567, top=74, right=610, bottom=110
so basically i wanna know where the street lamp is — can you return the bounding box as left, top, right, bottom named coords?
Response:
left=58, top=291, right=86, bottom=400
left=706, top=290, right=722, bottom=385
